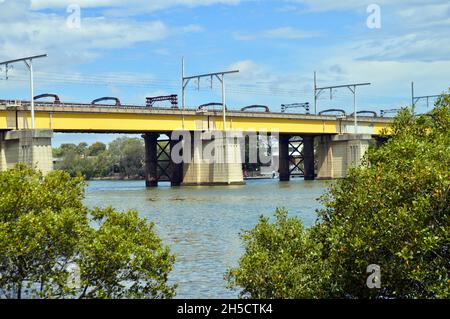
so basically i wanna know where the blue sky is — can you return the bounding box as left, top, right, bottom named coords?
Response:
left=0, top=0, right=449, bottom=146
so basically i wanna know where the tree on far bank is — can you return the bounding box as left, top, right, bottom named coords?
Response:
left=87, top=141, right=107, bottom=157
left=107, top=137, right=145, bottom=178
left=53, top=137, right=145, bottom=180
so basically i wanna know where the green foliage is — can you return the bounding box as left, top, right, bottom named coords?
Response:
left=108, top=137, right=145, bottom=178
left=54, top=137, right=145, bottom=180
left=79, top=208, right=176, bottom=298
left=228, top=91, right=450, bottom=299
left=53, top=143, right=89, bottom=158
left=226, top=209, right=331, bottom=298
left=54, top=149, right=96, bottom=179
left=0, top=165, right=176, bottom=299
left=88, top=142, right=107, bottom=157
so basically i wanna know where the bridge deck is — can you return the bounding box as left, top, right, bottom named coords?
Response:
left=0, top=100, right=392, bottom=134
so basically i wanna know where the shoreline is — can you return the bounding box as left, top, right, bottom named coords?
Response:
left=89, top=177, right=144, bottom=181
left=88, top=176, right=278, bottom=182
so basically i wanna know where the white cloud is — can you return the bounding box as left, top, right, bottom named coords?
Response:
left=332, top=2, right=450, bottom=63
left=31, top=0, right=244, bottom=11
left=2, top=0, right=448, bottom=112
left=308, top=31, right=450, bottom=111
left=286, top=0, right=367, bottom=12
left=0, top=0, right=201, bottom=64
left=287, top=1, right=450, bottom=112
left=223, top=60, right=313, bottom=107
left=318, top=56, right=450, bottom=105
left=235, top=27, right=320, bottom=40
left=352, top=32, right=450, bottom=63
left=275, top=1, right=450, bottom=64
left=286, top=0, right=448, bottom=12
left=397, top=2, right=450, bottom=27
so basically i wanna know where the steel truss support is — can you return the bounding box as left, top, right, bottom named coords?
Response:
left=289, top=136, right=304, bottom=176
left=156, top=137, right=171, bottom=182
left=279, top=134, right=316, bottom=181
left=143, top=132, right=184, bottom=187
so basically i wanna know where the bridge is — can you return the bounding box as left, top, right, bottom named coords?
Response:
left=0, top=99, right=393, bottom=186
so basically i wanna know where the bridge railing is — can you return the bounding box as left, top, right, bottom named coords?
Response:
left=0, top=100, right=22, bottom=108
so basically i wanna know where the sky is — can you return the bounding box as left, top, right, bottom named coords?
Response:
left=0, top=0, right=449, bottom=146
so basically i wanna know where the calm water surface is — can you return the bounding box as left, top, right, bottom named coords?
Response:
left=84, top=178, right=330, bottom=298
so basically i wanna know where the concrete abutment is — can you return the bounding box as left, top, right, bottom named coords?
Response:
left=0, top=129, right=53, bottom=174
left=316, top=133, right=372, bottom=180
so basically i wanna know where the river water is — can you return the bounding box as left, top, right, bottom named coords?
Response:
left=84, top=178, right=330, bottom=298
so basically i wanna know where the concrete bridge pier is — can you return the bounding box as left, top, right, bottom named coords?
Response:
left=0, top=129, right=53, bottom=173
left=316, top=133, right=372, bottom=179
left=182, top=131, right=244, bottom=186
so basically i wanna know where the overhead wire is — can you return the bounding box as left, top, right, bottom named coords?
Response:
left=3, top=71, right=313, bottom=98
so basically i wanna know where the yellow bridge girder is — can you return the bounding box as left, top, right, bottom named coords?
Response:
left=0, top=103, right=392, bottom=135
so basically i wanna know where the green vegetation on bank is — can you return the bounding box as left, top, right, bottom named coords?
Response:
left=227, top=92, right=450, bottom=298
left=53, top=137, right=145, bottom=180
left=0, top=165, right=176, bottom=299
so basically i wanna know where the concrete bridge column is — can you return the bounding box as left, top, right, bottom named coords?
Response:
left=0, top=132, right=7, bottom=171
left=316, top=134, right=372, bottom=179
left=182, top=131, right=244, bottom=185
left=182, top=131, right=203, bottom=185
left=0, top=129, right=53, bottom=174
left=316, top=135, right=333, bottom=180
left=278, top=134, right=290, bottom=182
left=302, top=135, right=315, bottom=180
left=143, top=133, right=159, bottom=187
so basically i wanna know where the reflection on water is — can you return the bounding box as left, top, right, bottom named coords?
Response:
left=84, top=178, right=330, bottom=298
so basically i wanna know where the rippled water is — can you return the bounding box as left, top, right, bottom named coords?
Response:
left=84, top=178, right=330, bottom=298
